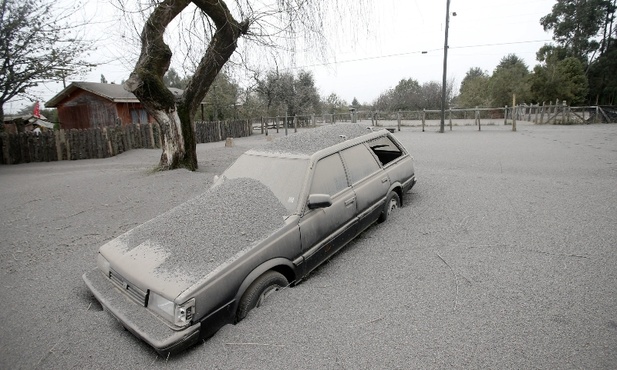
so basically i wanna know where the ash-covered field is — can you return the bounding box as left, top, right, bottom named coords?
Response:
left=1, top=123, right=616, bottom=369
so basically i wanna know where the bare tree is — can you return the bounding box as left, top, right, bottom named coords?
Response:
left=119, top=0, right=370, bottom=171
left=0, top=0, right=93, bottom=122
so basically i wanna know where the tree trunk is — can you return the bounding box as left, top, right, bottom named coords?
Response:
left=124, top=0, right=248, bottom=171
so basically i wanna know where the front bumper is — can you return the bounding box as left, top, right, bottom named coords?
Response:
left=83, top=268, right=201, bottom=356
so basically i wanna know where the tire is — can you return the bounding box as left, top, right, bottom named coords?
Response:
left=379, top=191, right=400, bottom=223
left=236, top=270, right=287, bottom=322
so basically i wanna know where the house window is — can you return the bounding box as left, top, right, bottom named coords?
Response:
left=130, top=109, right=148, bottom=124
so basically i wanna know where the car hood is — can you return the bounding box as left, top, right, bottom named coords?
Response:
left=99, top=177, right=289, bottom=300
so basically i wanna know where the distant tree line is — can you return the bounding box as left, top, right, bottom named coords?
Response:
left=178, top=0, right=616, bottom=117
left=459, top=0, right=616, bottom=108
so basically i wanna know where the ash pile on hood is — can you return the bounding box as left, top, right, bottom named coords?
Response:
left=102, top=177, right=288, bottom=290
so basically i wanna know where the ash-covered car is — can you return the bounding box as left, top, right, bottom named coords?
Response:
left=83, top=124, right=416, bottom=355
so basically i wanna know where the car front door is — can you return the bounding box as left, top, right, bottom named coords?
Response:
left=299, top=153, right=358, bottom=274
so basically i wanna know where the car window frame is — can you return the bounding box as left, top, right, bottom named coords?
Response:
left=307, top=152, right=351, bottom=198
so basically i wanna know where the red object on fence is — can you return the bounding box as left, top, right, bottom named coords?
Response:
left=33, top=101, right=40, bottom=118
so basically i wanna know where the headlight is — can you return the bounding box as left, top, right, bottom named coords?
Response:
left=97, top=253, right=110, bottom=276
left=148, top=292, right=195, bottom=327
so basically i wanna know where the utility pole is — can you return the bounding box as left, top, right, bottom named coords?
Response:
left=440, top=0, right=452, bottom=133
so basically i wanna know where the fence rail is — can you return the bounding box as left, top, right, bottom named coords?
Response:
left=247, top=105, right=615, bottom=134
left=1, top=120, right=252, bottom=165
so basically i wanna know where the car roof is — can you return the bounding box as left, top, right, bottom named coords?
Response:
left=250, top=124, right=389, bottom=158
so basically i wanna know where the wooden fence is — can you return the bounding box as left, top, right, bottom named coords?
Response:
left=0, top=120, right=252, bottom=165
left=510, top=103, right=616, bottom=125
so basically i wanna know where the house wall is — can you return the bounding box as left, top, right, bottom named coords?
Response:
left=56, top=90, right=154, bottom=129
left=116, top=103, right=153, bottom=126
left=57, top=90, right=118, bottom=129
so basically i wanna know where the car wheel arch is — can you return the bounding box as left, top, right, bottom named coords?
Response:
left=387, top=183, right=404, bottom=206
left=232, top=258, right=296, bottom=317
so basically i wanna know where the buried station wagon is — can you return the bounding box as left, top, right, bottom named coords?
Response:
left=83, top=124, right=417, bottom=355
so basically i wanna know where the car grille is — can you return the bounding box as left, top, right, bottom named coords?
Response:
left=109, top=268, right=149, bottom=307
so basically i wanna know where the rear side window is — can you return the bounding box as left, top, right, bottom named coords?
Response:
left=341, top=144, right=381, bottom=184
left=310, top=154, right=349, bottom=196
left=367, top=136, right=404, bottom=166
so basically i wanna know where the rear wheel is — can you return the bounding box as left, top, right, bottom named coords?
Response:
left=236, top=271, right=287, bottom=322
left=379, top=191, right=400, bottom=223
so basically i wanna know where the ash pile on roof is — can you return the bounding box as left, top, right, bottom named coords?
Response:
left=262, top=123, right=374, bottom=155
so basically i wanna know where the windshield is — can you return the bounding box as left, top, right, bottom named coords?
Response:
left=221, top=153, right=309, bottom=214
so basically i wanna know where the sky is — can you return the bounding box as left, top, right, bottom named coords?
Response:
left=8, top=0, right=557, bottom=113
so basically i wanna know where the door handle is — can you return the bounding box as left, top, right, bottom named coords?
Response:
left=344, top=197, right=356, bottom=206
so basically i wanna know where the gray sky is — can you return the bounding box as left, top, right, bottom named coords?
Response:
left=306, top=0, right=555, bottom=104
left=9, top=0, right=556, bottom=113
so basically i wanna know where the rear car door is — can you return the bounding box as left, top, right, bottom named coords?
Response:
left=299, top=153, right=358, bottom=274
left=340, top=143, right=389, bottom=231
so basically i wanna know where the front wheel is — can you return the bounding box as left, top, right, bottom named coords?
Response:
left=379, top=191, right=400, bottom=223
left=236, top=271, right=287, bottom=322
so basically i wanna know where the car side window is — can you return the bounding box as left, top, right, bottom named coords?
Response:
left=367, top=136, right=404, bottom=166
left=341, top=144, right=381, bottom=184
left=310, top=153, right=348, bottom=196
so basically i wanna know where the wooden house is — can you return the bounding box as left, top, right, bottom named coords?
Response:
left=45, top=82, right=183, bottom=130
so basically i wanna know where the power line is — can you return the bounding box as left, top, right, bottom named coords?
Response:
left=451, top=39, right=551, bottom=50
left=298, top=39, right=552, bottom=69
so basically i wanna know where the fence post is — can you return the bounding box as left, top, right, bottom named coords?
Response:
left=284, top=112, right=288, bottom=136
left=294, top=114, right=298, bottom=133
left=311, top=114, right=316, bottom=127
left=565, top=101, right=570, bottom=124
left=595, top=106, right=599, bottom=124
left=512, top=95, right=517, bottom=132
left=397, top=110, right=401, bottom=131
left=331, top=113, right=335, bottom=124
left=476, top=107, right=481, bottom=131
left=449, top=107, right=453, bottom=131
left=504, top=106, right=508, bottom=125
left=422, top=109, right=426, bottom=132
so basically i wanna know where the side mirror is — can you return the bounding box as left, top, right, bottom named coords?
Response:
left=307, top=194, right=332, bottom=209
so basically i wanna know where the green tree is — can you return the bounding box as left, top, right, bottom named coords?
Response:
left=373, top=78, right=455, bottom=111
left=489, top=54, right=531, bottom=106
left=0, top=0, right=93, bottom=122
left=587, top=41, right=617, bottom=104
left=457, top=67, right=491, bottom=108
left=255, top=70, right=320, bottom=117
left=540, top=0, right=614, bottom=62
left=200, top=71, right=239, bottom=121
left=323, top=93, right=348, bottom=114
left=391, top=78, right=422, bottom=110
left=530, top=56, right=588, bottom=105
left=537, top=1, right=617, bottom=103
left=163, top=68, right=188, bottom=89
left=291, top=71, right=321, bottom=116
left=421, top=81, right=446, bottom=110
left=373, top=78, right=422, bottom=111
